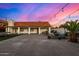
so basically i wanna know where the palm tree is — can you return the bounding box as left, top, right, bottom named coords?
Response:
left=63, top=20, right=79, bottom=42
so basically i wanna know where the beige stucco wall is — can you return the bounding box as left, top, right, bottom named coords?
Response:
left=7, top=20, right=14, bottom=26
left=40, top=28, right=48, bottom=33
left=6, top=20, right=14, bottom=33
left=6, top=27, right=14, bottom=33
left=30, top=29, right=38, bottom=33
left=30, top=28, right=48, bottom=34
left=19, top=28, right=28, bottom=33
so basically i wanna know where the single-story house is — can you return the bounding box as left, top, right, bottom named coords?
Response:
left=6, top=20, right=51, bottom=34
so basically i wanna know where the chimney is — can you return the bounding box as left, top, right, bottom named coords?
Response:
left=7, top=20, right=14, bottom=26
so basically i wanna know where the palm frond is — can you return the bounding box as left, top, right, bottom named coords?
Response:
left=63, top=20, right=79, bottom=32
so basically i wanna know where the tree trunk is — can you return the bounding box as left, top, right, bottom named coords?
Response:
left=69, top=32, right=78, bottom=42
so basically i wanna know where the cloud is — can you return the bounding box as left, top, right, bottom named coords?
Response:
left=16, top=14, right=29, bottom=21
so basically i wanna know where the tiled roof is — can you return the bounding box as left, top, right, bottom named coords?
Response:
left=14, top=22, right=51, bottom=27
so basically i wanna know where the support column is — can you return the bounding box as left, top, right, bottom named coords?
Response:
left=6, top=27, right=8, bottom=32
left=28, top=27, right=31, bottom=34
left=10, top=27, right=13, bottom=33
left=6, top=27, right=10, bottom=34
left=48, top=27, right=51, bottom=34
left=38, top=27, right=41, bottom=34
left=17, top=27, right=20, bottom=34
left=7, top=27, right=10, bottom=33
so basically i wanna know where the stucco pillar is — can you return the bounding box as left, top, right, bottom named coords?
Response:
left=38, top=27, right=41, bottom=34
left=48, top=27, right=51, bottom=34
left=6, top=27, right=8, bottom=32
left=10, top=27, right=13, bottom=33
left=7, top=27, right=10, bottom=33
left=28, top=27, right=31, bottom=34
left=17, top=27, right=20, bottom=34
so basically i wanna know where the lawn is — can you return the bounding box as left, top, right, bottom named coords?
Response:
left=0, top=34, right=20, bottom=41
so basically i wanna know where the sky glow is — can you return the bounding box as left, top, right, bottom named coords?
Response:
left=0, top=3, right=79, bottom=26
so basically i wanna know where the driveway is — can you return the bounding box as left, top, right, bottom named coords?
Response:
left=0, top=34, right=79, bottom=56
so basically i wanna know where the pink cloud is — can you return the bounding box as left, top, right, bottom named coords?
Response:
left=49, top=4, right=79, bottom=27
left=17, top=14, right=29, bottom=21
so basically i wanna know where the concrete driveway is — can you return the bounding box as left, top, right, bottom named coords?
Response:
left=0, top=34, right=79, bottom=56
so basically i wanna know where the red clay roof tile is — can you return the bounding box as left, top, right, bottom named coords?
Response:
left=14, top=22, right=51, bottom=27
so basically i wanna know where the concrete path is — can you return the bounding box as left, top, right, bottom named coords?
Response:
left=0, top=34, right=79, bottom=56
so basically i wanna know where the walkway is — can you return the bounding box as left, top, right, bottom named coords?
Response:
left=0, top=34, right=79, bottom=56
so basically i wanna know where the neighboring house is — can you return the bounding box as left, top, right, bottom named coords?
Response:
left=6, top=20, right=51, bottom=34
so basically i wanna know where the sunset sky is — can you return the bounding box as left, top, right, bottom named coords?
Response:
left=0, top=3, right=79, bottom=26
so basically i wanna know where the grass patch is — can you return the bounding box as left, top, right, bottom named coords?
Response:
left=0, top=34, right=21, bottom=41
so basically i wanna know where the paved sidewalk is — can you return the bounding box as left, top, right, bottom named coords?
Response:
left=0, top=34, right=79, bottom=56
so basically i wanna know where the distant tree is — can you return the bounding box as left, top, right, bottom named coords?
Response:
left=0, top=21, right=8, bottom=32
left=59, top=24, right=65, bottom=28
